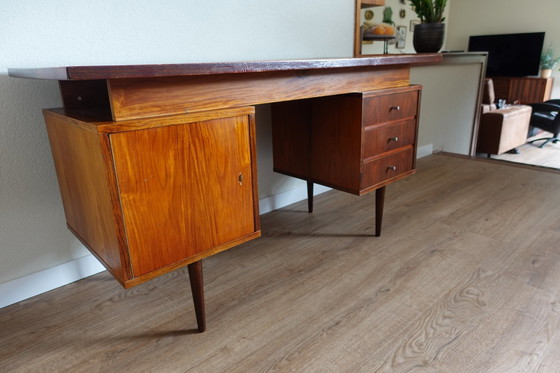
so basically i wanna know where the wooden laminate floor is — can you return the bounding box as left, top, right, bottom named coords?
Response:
left=2, top=154, right=560, bottom=372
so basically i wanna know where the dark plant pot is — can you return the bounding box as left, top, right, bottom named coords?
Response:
left=413, top=23, right=445, bottom=53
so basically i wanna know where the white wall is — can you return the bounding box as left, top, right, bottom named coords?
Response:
left=446, top=0, right=560, bottom=97
left=0, top=0, right=354, bottom=305
left=411, top=54, right=486, bottom=155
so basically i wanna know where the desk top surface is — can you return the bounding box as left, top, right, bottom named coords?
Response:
left=8, top=54, right=441, bottom=81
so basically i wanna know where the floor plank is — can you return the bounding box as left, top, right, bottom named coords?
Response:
left=1, top=154, right=560, bottom=372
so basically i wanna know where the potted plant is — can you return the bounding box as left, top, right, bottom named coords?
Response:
left=540, top=47, right=559, bottom=78
left=409, top=0, right=447, bottom=53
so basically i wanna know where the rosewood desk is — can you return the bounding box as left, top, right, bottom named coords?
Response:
left=9, top=54, right=441, bottom=332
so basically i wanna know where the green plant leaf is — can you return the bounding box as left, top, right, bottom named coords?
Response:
left=410, top=0, right=446, bottom=23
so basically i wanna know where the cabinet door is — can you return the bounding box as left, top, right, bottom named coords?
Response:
left=110, top=115, right=257, bottom=277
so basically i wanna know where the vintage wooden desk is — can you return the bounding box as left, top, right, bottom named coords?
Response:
left=9, top=54, right=441, bottom=332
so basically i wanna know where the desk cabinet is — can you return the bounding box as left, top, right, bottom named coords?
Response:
left=10, top=56, right=441, bottom=331
left=272, top=85, right=421, bottom=196
left=44, top=107, right=261, bottom=288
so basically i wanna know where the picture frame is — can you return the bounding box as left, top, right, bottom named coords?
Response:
left=397, top=26, right=407, bottom=49
left=410, top=20, right=420, bottom=32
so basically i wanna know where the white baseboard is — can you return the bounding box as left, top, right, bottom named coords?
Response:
left=0, top=254, right=106, bottom=309
left=258, top=183, right=331, bottom=215
left=417, top=144, right=434, bottom=159
left=0, top=182, right=331, bottom=309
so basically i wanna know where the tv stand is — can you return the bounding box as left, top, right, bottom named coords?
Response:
left=491, top=77, right=553, bottom=104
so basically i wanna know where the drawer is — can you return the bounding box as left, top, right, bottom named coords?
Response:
left=363, top=90, right=418, bottom=125
left=361, top=147, right=414, bottom=190
left=363, top=119, right=416, bottom=159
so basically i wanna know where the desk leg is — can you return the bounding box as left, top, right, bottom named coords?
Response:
left=375, top=186, right=386, bottom=237
left=307, top=181, right=314, bottom=213
left=187, top=260, right=206, bottom=333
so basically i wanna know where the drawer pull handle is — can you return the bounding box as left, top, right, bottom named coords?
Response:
left=238, top=173, right=244, bottom=185
left=387, top=165, right=397, bottom=171
left=390, top=105, right=401, bottom=111
left=389, top=136, right=399, bottom=142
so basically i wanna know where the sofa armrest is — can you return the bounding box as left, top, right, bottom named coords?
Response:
left=477, top=105, right=532, bottom=155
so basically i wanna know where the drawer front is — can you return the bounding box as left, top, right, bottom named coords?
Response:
left=363, top=119, right=416, bottom=159
left=363, top=90, right=418, bottom=125
left=361, top=147, right=414, bottom=189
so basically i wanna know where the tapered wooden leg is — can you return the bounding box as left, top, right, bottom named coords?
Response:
left=375, top=186, right=386, bottom=237
left=307, top=181, right=314, bottom=213
left=187, top=260, right=206, bottom=333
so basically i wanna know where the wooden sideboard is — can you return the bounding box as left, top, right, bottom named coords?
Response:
left=9, top=54, right=441, bottom=332
left=491, top=77, right=553, bottom=104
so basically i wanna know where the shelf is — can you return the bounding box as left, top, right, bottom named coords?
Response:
left=363, top=35, right=396, bottom=41
left=360, top=0, right=385, bottom=8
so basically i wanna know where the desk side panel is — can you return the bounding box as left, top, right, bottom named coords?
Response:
left=271, top=100, right=313, bottom=180
left=43, top=110, right=130, bottom=283
left=107, top=66, right=410, bottom=120
left=310, top=95, right=363, bottom=192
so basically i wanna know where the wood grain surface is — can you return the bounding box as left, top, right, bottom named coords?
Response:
left=272, top=86, right=420, bottom=197
left=8, top=55, right=442, bottom=80
left=44, top=110, right=129, bottom=283
left=2, top=154, right=560, bottom=372
left=110, top=113, right=258, bottom=278
left=492, top=77, right=553, bottom=104
left=108, top=67, right=410, bottom=120
left=43, top=107, right=261, bottom=288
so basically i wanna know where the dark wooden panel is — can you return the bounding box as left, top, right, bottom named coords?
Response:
left=310, top=95, right=363, bottom=193
left=489, top=77, right=553, bottom=104
left=59, top=80, right=110, bottom=112
left=271, top=94, right=364, bottom=194
left=490, top=78, right=511, bottom=101
left=509, top=77, right=553, bottom=104
left=271, top=100, right=313, bottom=179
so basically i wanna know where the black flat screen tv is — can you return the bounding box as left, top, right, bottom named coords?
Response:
left=468, top=32, right=545, bottom=77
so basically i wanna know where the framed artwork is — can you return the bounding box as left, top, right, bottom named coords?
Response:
left=397, top=26, right=407, bottom=49
left=410, top=20, right=420, bottom=32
